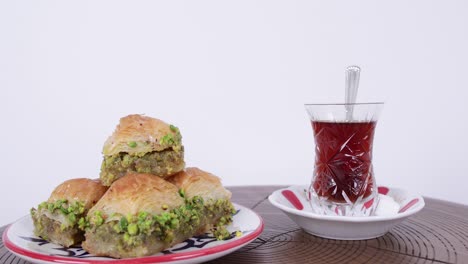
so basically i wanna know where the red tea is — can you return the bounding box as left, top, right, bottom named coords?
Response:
left=311, top=121, right=377, bottom=203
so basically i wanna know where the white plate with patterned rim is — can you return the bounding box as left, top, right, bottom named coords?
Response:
left=269, top=185, right=424, bottom=240
left=3, top=203, right=263, bottom=264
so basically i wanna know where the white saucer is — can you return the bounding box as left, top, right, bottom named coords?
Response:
left=268, top=185, right=425, bottom=240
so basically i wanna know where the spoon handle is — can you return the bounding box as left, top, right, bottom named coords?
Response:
left=345, top=65, right=361, bottom=120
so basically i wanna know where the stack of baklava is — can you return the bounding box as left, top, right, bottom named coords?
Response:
left=30, top=114, right=235, bottom=258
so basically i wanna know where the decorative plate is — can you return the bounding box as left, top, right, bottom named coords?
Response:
left=3, top=203, right=263, bottom=264
left=269, top=185, right=424, bottom=240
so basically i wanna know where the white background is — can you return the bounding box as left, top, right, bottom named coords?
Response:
left=1, top=0, right=468, bottom=227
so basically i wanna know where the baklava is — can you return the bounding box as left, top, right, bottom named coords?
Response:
left=82, top=171, right=235, bottom=258
left=99, top=114, right=185, bottom=186
left=30, top=178, right=108, bottom=247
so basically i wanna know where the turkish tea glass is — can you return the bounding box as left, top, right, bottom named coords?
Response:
left=304, top=102, right=384, bottom=216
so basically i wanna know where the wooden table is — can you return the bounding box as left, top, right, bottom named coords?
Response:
left=1, top=186, right=468, bottom=263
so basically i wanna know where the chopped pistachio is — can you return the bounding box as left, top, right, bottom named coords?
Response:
left=178, top=189, right=185, bottom=198
left=127, top=141, right=137, bottom=148
left=218, top=216, right=226, bottom=225
left=160, top=134, right=174, bottom=145
left=113, top=223, right=122, bottom=233
left=38, top=202, right=47, bottom=210
left=60, top=207, right=68, bottom=214
left=93, top=211, right=104, bottom=226
left=138, top=212, right=148, bottom=221
left=78, top=217, right=88, bottom=230
left=127, top=223, right=139, bottom=235
left=126, top=214, right=135, bottom=222
left=68, top=213, right=77, bottom=223
left=119, top=217, right=128, bottom=231
left=138, top=218, right=153, bottom=234
left=170, top=218, right=179, bottom=229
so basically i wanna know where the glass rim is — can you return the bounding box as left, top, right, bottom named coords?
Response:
left=304, top=102, right=384, bottom=106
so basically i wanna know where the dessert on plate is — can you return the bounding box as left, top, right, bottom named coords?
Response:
left=30, top=114, right=236, bottom=259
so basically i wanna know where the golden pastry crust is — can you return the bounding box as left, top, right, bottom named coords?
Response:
left=89, top=173, right=184, bottom=217
left=102, top=114, right=182, bottom=156
left=167, top=167, right=232, bottom=201
left=48, top=178, right=108, bottom=210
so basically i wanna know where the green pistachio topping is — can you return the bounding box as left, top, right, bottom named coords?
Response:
left=160, top=134, right=175, bottom=146
left=34, top=199, right=86, bottom=228
left=160, top=125, right=182, bottom=147
left=178, top=189, right=185, bottom=198
left=169, top=124, right=178, bottom=132
left=213, top=227, right=230, bottom=240
left=127, top=141, right=137, bottom=148
left=119, top=216, right=128, bottom=231
left=127, top=223, right=139, bottom=235
left=86, top=196, right=236, bottom=247
left=68, top=213, right=76, bottom=223
left=123, top=233, right=131, bottom=243
left=92, top=211, right=104, bottom=226
left=78, top=217, right=88, bottom=230
left=60, top=207, right=69, bottom=214
left=138, top=212, right=148, bottom=221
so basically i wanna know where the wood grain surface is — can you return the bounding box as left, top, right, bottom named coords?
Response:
left=1, top=186, right=468, bottom=264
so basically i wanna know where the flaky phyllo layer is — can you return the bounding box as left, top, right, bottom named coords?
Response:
left=30, top=200, right=88, bottom=247
left=82, top=195, right=236, bottom=258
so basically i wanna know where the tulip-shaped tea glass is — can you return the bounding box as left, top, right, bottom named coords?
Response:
left=305, top=102, right=384, bottom=216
